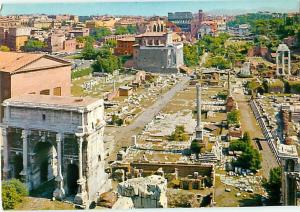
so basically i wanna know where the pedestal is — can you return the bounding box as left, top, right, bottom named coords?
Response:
left=53, top=175, right=65, bottom=200
left=74, top=178, right=88, bottom=207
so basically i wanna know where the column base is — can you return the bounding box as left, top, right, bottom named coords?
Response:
left=74, top=191, right=88, bottom=207
left=53, top=188, right=65, bottom=200
left=2, top=167, right=10, bottom=180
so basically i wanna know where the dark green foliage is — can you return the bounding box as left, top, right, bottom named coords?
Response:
left=82, top=39, right=97, bottom=60
left=228, top=13, right=300, bottom=49
left=91, top=48, right=121, bottom=74
left=111, top=114, right=124, bottom=126
left=127, top=25, right=138, bottom=34
left=235, top=147, right=261, bottom=171
left=104, top=39, right=117, bottom=48
left=183, top=44, right=200, bottom=67
left=91, top=27, right=111, bottom=41
left=71, top=68, right=92, bottom=79
left=197, top=33, right=230, bottom=55
left=2, top=179, right=28, bottom=209
left=23, top=39, right=46, bottom=52
left=288, top=81, right=300, bottom=94
left=227, top=110, right=240, bottom=126
left=216, top=92, right=228, bottom=100
left=115, top=25, right=137, bottom=35
left=169, top=125, right=189, bottom=141
left=205, top=55, right=231, bottom=69
left=230, top=132, right=262, bottom=172
left=263, top=167, right=282, bottom=205
left=190, top=139, right=202, bottom=157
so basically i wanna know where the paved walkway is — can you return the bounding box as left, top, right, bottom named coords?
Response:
left=235, top=90, right=278, bottom=178
left=106, top=76, right=190, bottom=161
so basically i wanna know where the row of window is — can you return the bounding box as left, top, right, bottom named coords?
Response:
left=29, top=87, right=62, bottom=96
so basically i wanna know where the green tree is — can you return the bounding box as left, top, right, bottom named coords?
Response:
left=81, top=39, right=97, bottom=60
left=91, top=48, right=121, bottom=73
left=234, top=147, right=261, bottom=171
left=183, top=44, right=200, bottom=67
left=127, top=25, right=138, bottom=34
left=2, top=179, right=28, bottom=210
left=23, top=39, right=46, bottom=52
left=0, top=45, right=10, bottom=52
left=205, top=55, right=231, bottom=69
left=91, top=27, right=112, bottom=41
left=115, top=26, right=129, bottom=35
left=104, top=39, right=117, bottom=48
left=191, top=139, right=202, bottom=158
left=227, top=110, right=240, bottom=126
left=263, top=167, right=282, bottom=205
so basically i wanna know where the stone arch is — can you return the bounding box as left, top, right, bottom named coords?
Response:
left=67, top=163, right=79, bottom=195
left=153, top=24, right=157, bottom=32
left=33, top=141, right=57, bottom=186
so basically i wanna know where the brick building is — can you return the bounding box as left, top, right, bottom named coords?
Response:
left=47, top=33, right=76, bottom=53
left=1, top=27, right=32, bottom=51
left=114, top=37, right=135, bottom=56
left=0, top=51, right=71, bottom=121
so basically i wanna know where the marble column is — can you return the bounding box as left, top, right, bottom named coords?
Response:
left=282, top=52, right=286, bottom=75
left=276, top=52, right=279, bottom=75
left=74, top=136, right=88, bottom=207
left=288, top=51, right=291, bottom=76
left=53, top=133, right=65, bottom=200
left=20, top=129, right=29, bottom=184
left=2, top=127, right=10, bottom=179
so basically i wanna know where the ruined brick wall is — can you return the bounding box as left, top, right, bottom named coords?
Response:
left=130, top=162, right=214, bottom=181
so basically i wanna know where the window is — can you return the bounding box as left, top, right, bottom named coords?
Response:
left=40, top=89, right=50, bottom=95
left=42, top=114, right=46, bottom=121
left=53, top=87, right=62, bottom=96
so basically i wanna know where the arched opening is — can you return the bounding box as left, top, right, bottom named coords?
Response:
left=286, top=159, right=295, bottom=172
left=153, top=24, right=157, bottom=32
left=12, top=154, right=23, bottom=180
left=161, top=25, right=164, bottom=32
left=67, top=164, right=79, bottom=195
left=34, top=141, right=57, bottom=184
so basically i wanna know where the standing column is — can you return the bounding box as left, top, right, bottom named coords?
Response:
left=53, top=133, right=65, bottom=200
left=276, top=52, right=279, bottom=75
left=2, top=127, right=10, bottom=179
left=282, top=51, right=286, bottom=75
left=74, top=136, right=88, bottom=207
left=288, top=51, right=291, bottom=76
left=20, top=129, right=28, bottom=184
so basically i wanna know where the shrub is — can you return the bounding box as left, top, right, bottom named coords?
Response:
left=227, top=109, right=240, bottom=126
left=2, top=179, right=28, bottom=210
left=8, top=178, right=28, bottom=197
left=169, top=125, right=189, bottom=141
left=191, top=139, right=202, bottom=159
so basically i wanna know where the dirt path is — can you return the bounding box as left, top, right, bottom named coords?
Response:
left=235, top=91, right=278, bottom=178
left=106, top=76, right=190, bottom=161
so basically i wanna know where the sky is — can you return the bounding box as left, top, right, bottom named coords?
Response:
left=1, top=0, right=256, bottom=3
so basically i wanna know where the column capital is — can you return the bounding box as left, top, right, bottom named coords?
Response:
left=21, top=129, right=29, bottom=139
left=1, top=127, right=8, bottom=136
left=56, top=132, right=63, bottom=142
